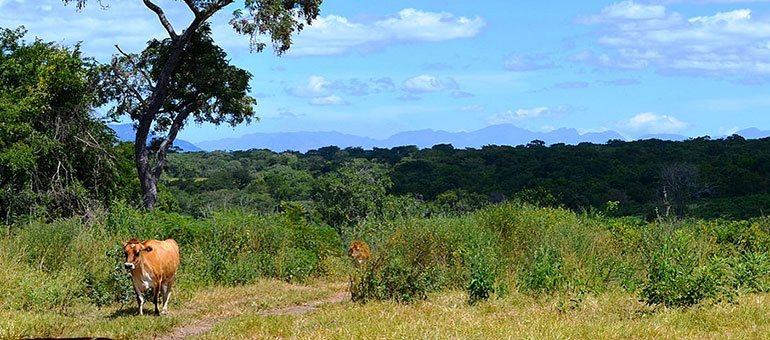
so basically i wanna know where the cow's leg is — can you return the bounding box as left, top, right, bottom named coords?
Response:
left=153, top=282, right=161, bottom=316
left=160, top=281, right=173, bottom=315
left=135, top=286, right=144, bottom=316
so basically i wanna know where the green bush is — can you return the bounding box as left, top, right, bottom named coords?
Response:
left=350, top=255, right=434, bottom=303
left=280, top=248, right=319, bottom=283
left=520, top=245, right=566, bottom=295
left=639, top=232, right=731, bottom=307
left=467, top=251, right=497, bottom=304
left=730, top=251, right=770, bottom=293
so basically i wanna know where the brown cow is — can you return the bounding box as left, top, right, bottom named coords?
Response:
left=122, top=238, right=180, bottom=316
left=348, top=240, right=370, bottom=266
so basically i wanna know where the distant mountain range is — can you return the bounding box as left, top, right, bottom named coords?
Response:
left=109, top=123, right=770, bottom=153
left=108, top=124, right=202, bottom=152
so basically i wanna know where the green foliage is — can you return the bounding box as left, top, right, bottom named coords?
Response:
left=520, top=246, right=566, bottom=295
left=280, top=248, right=318, bottom=283
left=639, top=231, right=732, bottom=307
left=0, top=26, right=129, bottom=223
left=350, top=255, right=435, bottom=304
left=314, top=159, right=393, bottom=233
left=730, top=251, right=770, bottom=293
left=466, top=250, right=497, bottom=304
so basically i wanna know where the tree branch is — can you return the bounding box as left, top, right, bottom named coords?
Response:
left=115, top=44, right=154, bottom=87
left=142, top=0, right=177, bottom=38
left=112, top=68, right=147, bottom=108
left=201, top=0, right=234, bottom=20
left=152, top=102, right=198, bottom=179
left=183, top=0, right=200, bottom=17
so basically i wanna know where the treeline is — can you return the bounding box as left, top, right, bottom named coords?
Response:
left=3, top=24, right=770, bottom=225
left=164, top=136, right=770, bottom=221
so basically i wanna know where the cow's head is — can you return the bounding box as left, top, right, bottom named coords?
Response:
left=122, top=239, right=152, bottom=270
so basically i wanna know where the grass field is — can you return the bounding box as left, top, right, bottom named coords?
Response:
left=7, top=280, right=770, bottom=340
left=5, top=203, right=770, bottom=339
left=0, top=280, right=341, bottom=340
left=194, top=290, right=770, bottom=340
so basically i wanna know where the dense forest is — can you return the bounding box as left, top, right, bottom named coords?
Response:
left=163, top=136, right=770, bottom=221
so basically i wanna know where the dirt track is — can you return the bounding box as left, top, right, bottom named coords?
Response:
left=157, top=290, right=350, bottom=340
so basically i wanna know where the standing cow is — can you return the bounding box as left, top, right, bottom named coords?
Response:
left=122, top=238, right=180, bottom=316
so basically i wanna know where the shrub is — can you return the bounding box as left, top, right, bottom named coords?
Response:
left=350, top=255, right=435, bottom=303
left=730, top=251, right=770, bottom=293
left=520, top=245, right=566, bottom=295
left=467, top=251, right=497, bottom=304
left=639, top=232, right=731, bottom=307
left=280, top=248, right=318, bottom=283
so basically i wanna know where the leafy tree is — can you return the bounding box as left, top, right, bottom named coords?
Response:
left=314, top=159, right=392, bottom=234
left=64, top=0, right=322, bottom=209
left=0, top=27, right=127, bottom=222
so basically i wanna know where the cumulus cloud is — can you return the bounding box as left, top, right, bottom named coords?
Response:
left=370, top=77, right=396, bottom=92
left=576, top=1, right=770, bottom=79
left=402, top=75, right=459, bottom=93
left=285, top=76, right=332, bottom=98
left=310, top=95, right=349, bottom=106
left=0, top=0, right=170, bottom=60
left=503, top=53, right=556, bottom=71
left=286, top=76, right=395, bottom=103
left=287, top=8, right=485, bottom=56
left=485, top=106, right=573, bottom=125
left=616, top=112, right=690, bottom=135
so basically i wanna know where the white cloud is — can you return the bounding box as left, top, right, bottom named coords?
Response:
left=485, top=106, right=572, bottom=125
left=287, top=8, right=485, bottom=56
left=577, top=2, right=770, bottom=79
left=310, top=95, right=349, bottom=106
left=616, top=112, right=690, bottom=135
left=286, top=76, right=332, bottom=98
left=0, top=0, right=179, bottom=60
left=599, top=1, right=666, bottom=20
left=402, top=75, right=459, bottom=93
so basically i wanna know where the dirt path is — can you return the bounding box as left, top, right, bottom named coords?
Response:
left=157, top=290, right=350, bottom=340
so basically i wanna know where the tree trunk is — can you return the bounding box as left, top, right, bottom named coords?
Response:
left=135, top=116, right=158, bottom=209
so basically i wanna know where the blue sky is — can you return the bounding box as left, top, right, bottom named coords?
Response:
left=2, top=0, right=770, bottom=143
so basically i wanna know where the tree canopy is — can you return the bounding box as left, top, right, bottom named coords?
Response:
left=63, top=0, right=323, bottom=209
left=0, top=27, right=132, bottom=223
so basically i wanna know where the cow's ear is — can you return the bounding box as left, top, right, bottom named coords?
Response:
left=143, top=246, right=153, bottom=252
left=121, top=241, right=127, bottom=248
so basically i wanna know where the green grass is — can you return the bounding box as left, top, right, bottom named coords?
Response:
left=194, top=290, right=770, bottom=340
left=0, top=279, right=342, bottom=340
left=5, top=203, right=770, bottom=338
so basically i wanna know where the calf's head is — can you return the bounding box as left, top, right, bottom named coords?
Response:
left=122, top=239, right=152, bottom=270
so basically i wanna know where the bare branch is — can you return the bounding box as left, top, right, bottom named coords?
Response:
left=112, top=68, right=147, bottom=108
left=183, top=0, right=200, bottom=17
left=114, top=44, right=154, bottom=86
left=142, top=0, right=177, bottom=38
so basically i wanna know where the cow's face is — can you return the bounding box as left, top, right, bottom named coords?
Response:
left=122, top=239, right=152, bottom=270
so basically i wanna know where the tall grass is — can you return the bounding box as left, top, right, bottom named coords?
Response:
left=2, top=202, right=770, bottom=312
